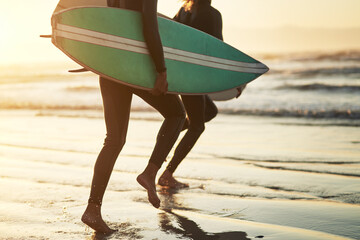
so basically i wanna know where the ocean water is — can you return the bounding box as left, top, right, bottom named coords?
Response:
left=0, top=51, right=359, bottom=150
left=218, top=50, right=360, bottom=121
left=0, top=51, right=359, bottom=239
left=1, top=51, right=359, bottom=119
left=1, top=50, right=359, bottom=157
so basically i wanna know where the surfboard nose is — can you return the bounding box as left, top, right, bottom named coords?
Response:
left=259, top=62, right=270, bottom=74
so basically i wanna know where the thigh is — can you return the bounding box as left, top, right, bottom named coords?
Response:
left=204, top=95, right=218, bottom=122
left=181, top=95, right=205, bottom=125
left=133, top=89, right=185, bottom=118
left=99, top=78, right=132, bottom=137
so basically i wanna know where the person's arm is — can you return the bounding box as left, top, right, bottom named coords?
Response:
left=192, top=8, right=223, bottom=41
left=212, top=10, right=223, bottom=41
left=142, top=0, right=168, bottom=95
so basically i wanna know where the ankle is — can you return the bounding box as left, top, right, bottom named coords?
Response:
left=143, top=162, right=160, bottom=178
left=163, top=169, right=174, bottom=178
left=84, top=203, right=102, bottom=215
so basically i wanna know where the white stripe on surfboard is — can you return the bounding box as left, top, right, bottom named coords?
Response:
left=57, top=23, right=267, bottom=70
left=55, top=30, right=149, bottom=54
left=55, top=24, right=268, bottom=74
left=55, top=29, right=266, bottom=74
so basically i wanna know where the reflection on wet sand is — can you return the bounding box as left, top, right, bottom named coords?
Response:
left=158, top=188, right=252, bottom=240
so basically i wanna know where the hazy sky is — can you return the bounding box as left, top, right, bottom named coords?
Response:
left=1, top=0, right=360, bottom=64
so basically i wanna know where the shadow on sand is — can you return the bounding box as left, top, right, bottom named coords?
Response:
left=158, top=187, right=252, bottom=240
left=86, top=188, right=254, bottom=239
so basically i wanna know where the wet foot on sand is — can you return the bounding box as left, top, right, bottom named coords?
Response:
left=137, top=173, right=161, bottom=208
left=81, top=204, right=116, bottom=234
left=158, top=170, right=189, bottom=189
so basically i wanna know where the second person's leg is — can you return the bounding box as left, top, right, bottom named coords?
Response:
left=133, top=89, right=186, bottom=207
left=159, top=95, right=206, bottom=188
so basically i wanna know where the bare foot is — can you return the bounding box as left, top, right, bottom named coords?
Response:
left=137, top=173, right=160, bottom=208
left=158, top=170, right=189, bottom=189
left=81, top=203, right=116, bottom=234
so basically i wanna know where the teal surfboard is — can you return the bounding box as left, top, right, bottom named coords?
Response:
left=51, top=7, right=268, bottom=94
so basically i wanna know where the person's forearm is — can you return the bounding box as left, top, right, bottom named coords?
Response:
left=142, top=0, right=166, bottom=73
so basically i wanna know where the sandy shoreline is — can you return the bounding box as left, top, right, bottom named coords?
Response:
left=0, top=110, right=359, bottom=239
left=0, top=176, right=356, bottom=240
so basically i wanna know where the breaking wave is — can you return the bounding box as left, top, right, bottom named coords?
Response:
left=276, top=83, right=360, bottom=92
left=260, top=50, right=360, bottom=62
left=221, top=109, right=360, bottom=120
left=1, top=100, right=359, bottom=120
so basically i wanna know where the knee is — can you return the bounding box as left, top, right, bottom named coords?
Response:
left=176, top=106, right=187, bottom=120
left=165, top=97, right=187, bottom=121
left=188, top=122, right=205, bottom=135
left=103, top=134, right=126, bottom=153
left=171, top=111, right=186, bottom=132
left=205, top=105, right=218, bottom=122
left=179, top=112, right=187, bottom=123
left=167, top=108, right=186, bottom=123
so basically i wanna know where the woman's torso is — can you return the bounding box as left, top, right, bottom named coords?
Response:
left=175, top=0, right=223, bottom=40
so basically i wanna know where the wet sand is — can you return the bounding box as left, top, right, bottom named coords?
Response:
left=0, top=110, right=359, bottom=239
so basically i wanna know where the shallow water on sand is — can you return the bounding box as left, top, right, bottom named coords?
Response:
left=0, top=110, right=359, bottom=239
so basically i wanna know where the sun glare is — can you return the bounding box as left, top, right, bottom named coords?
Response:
left=1, top=0, right=360, bottom=65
